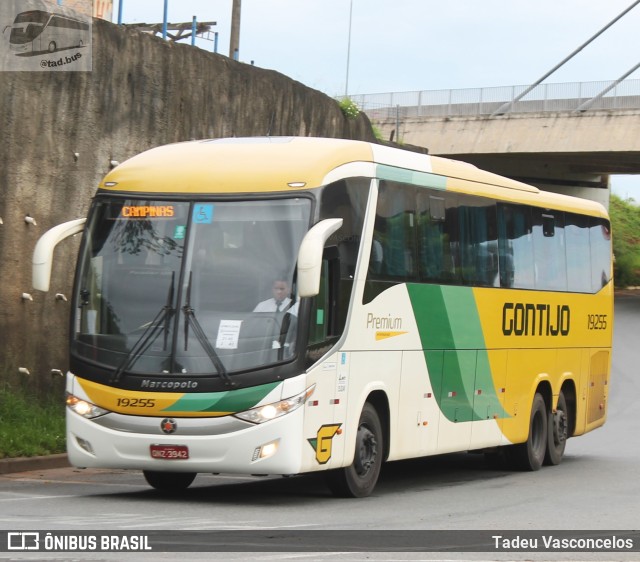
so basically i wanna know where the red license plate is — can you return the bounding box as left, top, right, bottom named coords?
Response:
left=150, top=444, right=189, bottom=460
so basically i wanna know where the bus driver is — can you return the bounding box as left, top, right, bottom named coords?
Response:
left=253, top=278, right=299, bottom=316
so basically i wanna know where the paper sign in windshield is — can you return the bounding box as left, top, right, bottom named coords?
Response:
left=216, top=320, right=242, bottom=349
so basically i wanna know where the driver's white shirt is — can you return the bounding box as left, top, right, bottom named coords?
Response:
left=253, top=297, right=298, bottom=315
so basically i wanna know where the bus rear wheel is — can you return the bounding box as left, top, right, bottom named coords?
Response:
left=143, top=470, right=196, bottom=491
left=325, top=403, right=383, bottom=498
left=544, top=390, right=568, bottom=465
left=507, top=392, right=548, bottom=471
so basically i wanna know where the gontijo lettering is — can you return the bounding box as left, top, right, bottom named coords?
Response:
left=121, top=205, right=174, bottom=218
left=502, top=303, right=570, bottom=336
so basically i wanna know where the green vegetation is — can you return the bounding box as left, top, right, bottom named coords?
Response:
left=339, top=97, right=360, bottom=119
left=610, top=195, right=640, bottom=288
left=0, top=387, right=65, bottom=459
left=371, top=123, right=383, bottom=141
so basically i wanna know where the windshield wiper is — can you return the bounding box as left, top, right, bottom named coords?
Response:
left=110, top=272, right=175, bottom=384
left=182, top=272, right=233, bottom=385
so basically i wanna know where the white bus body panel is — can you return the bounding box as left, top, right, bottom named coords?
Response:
left=305, top=283, right=508, bottom=471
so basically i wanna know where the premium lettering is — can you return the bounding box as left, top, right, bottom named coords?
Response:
left=366, top=313, right=402, bottom=330
left=502, top=303, right=570, bottom=336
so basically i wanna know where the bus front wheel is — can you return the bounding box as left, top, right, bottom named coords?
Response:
left=325, top=403, right=383, bottom=498
left=507, top=392, right=548, bottom=471
left=143, top=470, right=196, bottom=491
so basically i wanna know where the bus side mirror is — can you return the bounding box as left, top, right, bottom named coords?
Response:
left=33, top=218, right=86, bottom=292
left=297, top=218, right=343, bottom=298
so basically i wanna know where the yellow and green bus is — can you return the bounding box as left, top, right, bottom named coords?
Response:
left=33, top=137, right=613, bottom=497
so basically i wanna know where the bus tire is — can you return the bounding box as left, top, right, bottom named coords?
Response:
left=325, top=403, right=383, bottom=498
left=507, top=392, right=547, bottom=471
left=143, top=470, right=196, bottom=491
left=47, top=41, right=56, bottom=53
left=544, top=390, right=568, bottom=466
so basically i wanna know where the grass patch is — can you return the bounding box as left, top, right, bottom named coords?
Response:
left=0, top=387, right=66, bottom=458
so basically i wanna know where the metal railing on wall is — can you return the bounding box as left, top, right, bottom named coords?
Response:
left=344, top=79, right=640, bottom=120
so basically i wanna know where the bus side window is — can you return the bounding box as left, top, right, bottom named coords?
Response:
left=373, top=181, right=417, bottom=281
left=498, top=204, right=534, bottom=290
left=565, top=213, right=591, bottom=293
left=532, top=209, right=567, bottom=291
left=590, top=217, right=612, bottom=291
left=458, top=195, right=499, bottom=287
left=319, top=179, right=368, bottom=279
left=417, top=192, right=460, bottom=284
left=308, top=248, right=340, bottom=346
left=417, top=192, right=442, bottom=282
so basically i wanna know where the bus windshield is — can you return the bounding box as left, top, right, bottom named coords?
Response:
left=72, top=197, right=312, bottom=379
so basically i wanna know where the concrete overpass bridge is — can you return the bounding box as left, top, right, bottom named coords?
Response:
left=352, top=79, right=640, bottom=207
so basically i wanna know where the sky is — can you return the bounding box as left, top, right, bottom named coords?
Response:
left=114, top=0, right=640, bottom=95
left=112, top=0, right=640, bottom=197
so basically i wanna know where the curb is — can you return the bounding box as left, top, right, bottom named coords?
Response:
left=0, top=454, right=70, bottom=475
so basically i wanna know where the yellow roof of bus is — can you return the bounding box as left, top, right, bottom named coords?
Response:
left=98, top=137, right=608, bottom=218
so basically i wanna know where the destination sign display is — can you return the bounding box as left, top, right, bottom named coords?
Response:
left=120, top=205, right=175, bottom=218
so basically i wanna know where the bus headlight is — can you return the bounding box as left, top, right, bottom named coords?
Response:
left=233, top=385, right=315, bottom=424
left=66, top=394, right=109, bottom=419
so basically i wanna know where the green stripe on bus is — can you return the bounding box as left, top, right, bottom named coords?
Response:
left=407, top=284, right=508, bottom=422
left=161, top=381, right=281, bottom=413
left=376, top=165, right=447, bottom=190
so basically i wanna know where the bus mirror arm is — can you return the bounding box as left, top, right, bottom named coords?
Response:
left=32, top=218, right=86, bottom=292
left=297, top=218, right=343, bottom=298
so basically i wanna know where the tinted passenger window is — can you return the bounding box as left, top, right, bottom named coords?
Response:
left=532, top=209, right=567, bottom=291
left=364, top=183, right=610, bottom=296
left=370, top=181, right=417, bottom=280
left=590, top=218, right=612, bottom=291
left=319, top=178, right=370, bottom=332
left=458, top=195, right=499, bottom=287
left=565, top=213, right=591, bottom=293
left=417, top=192, right=460, bottom=284
left=497, top=204, right=534, bottom=289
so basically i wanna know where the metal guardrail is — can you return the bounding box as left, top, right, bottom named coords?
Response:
left=346, top=79, right=640, bottom=119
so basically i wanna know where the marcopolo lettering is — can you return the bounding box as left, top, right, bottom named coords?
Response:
left=140, top=379, right=198, bottom=390
left=502, top=303, right=570, bottom=336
